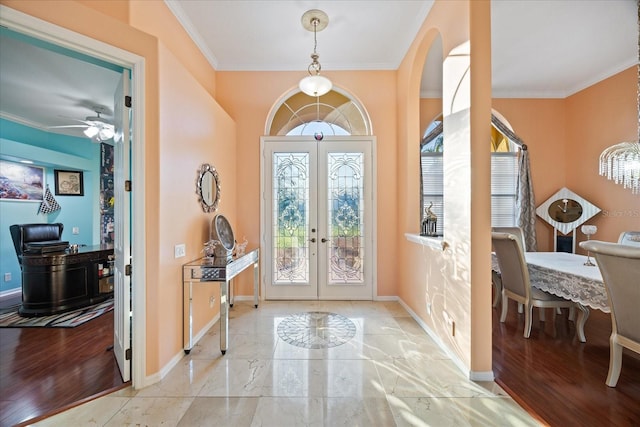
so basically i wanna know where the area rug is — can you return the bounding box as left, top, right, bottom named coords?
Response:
left=0, top=298, right=113, bottom=328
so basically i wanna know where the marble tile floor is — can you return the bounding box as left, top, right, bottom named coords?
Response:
left=33, top=300, right=539, bottom=426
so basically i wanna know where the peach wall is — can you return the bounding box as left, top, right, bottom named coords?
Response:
left=397, top=0, right=494, bottom=376
left=215, top=70, right=399, bottom=298
left=157, top=43, right=236, bottom=367
left=129, top=1, right=216, bottom=96
left=566, top=67, right=639, bottom=248
left=420, top=99, right=443, bottom=135
left=491, top=99, right=567, bottom=251
left=77, top=0, right=129, bottom=23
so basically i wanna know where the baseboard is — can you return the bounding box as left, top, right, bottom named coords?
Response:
left=373, top=295, right=399, bottom=302
left=0, top=288, right=21, bottom=300
left=397, top=297, right=495, bottom=382
left=143, top=312, right=220, bottom=389
left=231, top=295, right=255, bottom=302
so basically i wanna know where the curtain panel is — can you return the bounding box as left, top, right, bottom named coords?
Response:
left=419, top=115, right=538, bottom=251
left=491, top=114, right=538, bottom=251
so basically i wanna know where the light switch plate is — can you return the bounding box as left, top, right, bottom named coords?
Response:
left=174, top=244, right=186, bottom=258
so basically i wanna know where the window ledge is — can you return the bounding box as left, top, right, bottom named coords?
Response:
left=405, top=233, right=444, bottom=250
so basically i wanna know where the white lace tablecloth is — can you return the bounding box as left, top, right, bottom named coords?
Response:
left=492, top=252, right=609, bottom=313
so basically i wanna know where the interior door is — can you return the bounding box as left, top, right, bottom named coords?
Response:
left=113, top=70, right=131, bottom=382
left=262, top=137, right=373, bottom=300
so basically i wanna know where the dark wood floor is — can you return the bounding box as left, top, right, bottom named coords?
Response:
left=492, top=300, right=640, bottom=426
left=1, top=296, right=638, bottom=426
left=0, top=298, right=126, bottom=427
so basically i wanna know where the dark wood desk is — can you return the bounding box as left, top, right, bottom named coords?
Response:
left=19, top=244, right=114, bottom=316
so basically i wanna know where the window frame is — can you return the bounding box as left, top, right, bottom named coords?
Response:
left=420, top=124, right=519, bottom=236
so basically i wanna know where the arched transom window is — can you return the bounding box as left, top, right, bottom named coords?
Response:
left=267, top=89, right=371, bottom=136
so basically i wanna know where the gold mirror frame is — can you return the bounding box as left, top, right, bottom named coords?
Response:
left=196, top=163, right=221, bottom=213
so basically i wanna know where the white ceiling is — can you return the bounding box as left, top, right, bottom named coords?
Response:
left=0, top=0, right=636, bottom=141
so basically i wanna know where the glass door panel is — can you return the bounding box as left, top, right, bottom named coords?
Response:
left=273, top=152, right=310, bottom=284
left=263, top=138, right=373, bottom=300
left=264, top=141, right=317, bottom=299
left=318, top=141, right=372, bottom=299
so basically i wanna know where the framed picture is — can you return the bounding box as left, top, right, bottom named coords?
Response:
left=54, top=169, right=84, bottom=196
left=0, top=160, right=45, bottom=201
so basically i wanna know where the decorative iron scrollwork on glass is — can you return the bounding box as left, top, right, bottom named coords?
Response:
left=328, top=153, right=364, bottom=283
left=273, top=153, right=310, bottom=283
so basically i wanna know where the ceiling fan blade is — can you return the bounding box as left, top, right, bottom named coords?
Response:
left=48, top=125, right=89, bottom=129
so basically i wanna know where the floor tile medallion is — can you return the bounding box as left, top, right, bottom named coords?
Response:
left=277, top=311, right=356, bottom=349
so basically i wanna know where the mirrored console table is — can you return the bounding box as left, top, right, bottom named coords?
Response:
left=182, top=248, right=259, bottom=355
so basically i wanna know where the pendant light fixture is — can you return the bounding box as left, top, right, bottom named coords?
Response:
left=598, top=4, right=640, bottom=194
left=299, top=9, right=332, bottom=97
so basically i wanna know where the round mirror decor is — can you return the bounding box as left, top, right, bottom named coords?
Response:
left=196, top=163, right=221, bottom=213
left=211, top=214, right=235, bottom=260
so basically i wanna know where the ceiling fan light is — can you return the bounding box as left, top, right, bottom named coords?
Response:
left=98, top=126, right=115, bottom=141
left=299, top=74, right=332, bottom=97
left=83, top=126, right=99, bottom=138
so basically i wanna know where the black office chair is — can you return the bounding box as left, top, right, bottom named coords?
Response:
left=9, top=223, right=67, bottom=264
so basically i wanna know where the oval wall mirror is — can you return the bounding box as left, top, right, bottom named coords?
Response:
left=196, top=163, right=221, bottom=213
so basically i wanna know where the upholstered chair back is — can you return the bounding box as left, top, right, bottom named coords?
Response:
left=491, top=232, right=530, bottom=300
left=9, top=223, right=65, bottom=263
left=492, top=227, right=525, bottom=252
left=618, top=231, right=640, bottom=247
left=582, top=240, right=640, bottom=342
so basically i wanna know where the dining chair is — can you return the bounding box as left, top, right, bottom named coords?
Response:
left=491, top=227, right=525, bottom=308
left=618, top=231, right=640, bottom=247
left=580, top=240, right=640, bottom=387
left=492, top=232, right=576, bottom=338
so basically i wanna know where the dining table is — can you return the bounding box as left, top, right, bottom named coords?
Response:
left=492, top=251, right=607, bottom=342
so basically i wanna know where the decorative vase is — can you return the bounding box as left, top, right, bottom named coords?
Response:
left=203, top=239, right=221, bottom=259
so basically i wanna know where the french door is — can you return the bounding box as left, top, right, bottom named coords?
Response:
left=262, top=137, right=374, bottom=300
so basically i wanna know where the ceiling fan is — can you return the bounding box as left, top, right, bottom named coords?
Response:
left=49, top=107, right=115, bottom=142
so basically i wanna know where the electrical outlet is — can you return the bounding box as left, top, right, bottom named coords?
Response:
left=209, top=296, right=215, bottom=308
left=3, top=273, right=11, bottom=282
left=174, top=244, right=186, bottom=258
left=72, top=227, right=79, bottom=235
left=442, top=310, right=455, bottom=336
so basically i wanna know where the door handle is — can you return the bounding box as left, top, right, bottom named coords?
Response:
left=321, top=238, right=329, bottom=243
left=310, top=238, right=316, bottom=243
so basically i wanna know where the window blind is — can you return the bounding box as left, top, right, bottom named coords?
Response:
left=420, top=152, right=518, bottom=233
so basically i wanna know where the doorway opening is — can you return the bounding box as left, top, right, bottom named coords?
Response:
left=0, top=6, right=146, bottom=389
